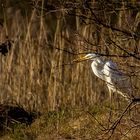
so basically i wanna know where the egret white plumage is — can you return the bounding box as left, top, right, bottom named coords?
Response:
left=74, top=53, right=133, bottom=101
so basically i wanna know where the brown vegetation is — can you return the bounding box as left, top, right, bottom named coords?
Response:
left=0, top=0, right=140, bottom=139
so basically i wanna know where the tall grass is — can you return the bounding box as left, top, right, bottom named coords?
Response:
left=0, top=0, right=140, bottom=113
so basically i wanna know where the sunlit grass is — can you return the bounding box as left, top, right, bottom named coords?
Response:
left=0, top=102, right=138, bottom=140
left=0, top=0, right=140, bottom=139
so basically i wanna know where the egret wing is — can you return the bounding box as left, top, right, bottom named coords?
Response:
left=103, top=61, right=132, bottom=98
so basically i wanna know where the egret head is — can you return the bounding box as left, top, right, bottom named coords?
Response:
left=73, top=53, right=99, bottom=62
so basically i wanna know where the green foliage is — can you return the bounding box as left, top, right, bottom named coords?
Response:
left=10, top=124, right=27, bottom=140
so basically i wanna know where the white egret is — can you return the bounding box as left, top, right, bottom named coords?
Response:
left=74, top=53, right=133, bottom=101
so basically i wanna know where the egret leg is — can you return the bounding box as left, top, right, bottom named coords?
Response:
left=108, top=88, right=113, bottom=104
left=118, top=91, right=130, bottom=101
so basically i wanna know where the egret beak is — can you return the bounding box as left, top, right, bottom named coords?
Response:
left=73, top=55, right=90, bottom=62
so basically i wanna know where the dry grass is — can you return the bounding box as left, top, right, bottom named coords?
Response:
left=1, top=103, right=140, bottom=140
left=0, top=0, right=140, bottom=139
